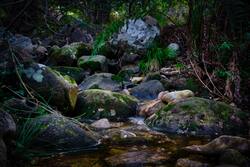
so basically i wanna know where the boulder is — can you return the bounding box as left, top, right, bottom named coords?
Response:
left=28, top=114, right=99, bottom=152
left=109, top=17, right=160, bottom=53
left=49, top=42, right=90, bottom=66
left=130, top=80, right=164, bottom=100
left=78, top=55, right=108, bottom=72
left=23, top=63, right=78, bottom=112
left=184, top=135, right=250, bottom=154
left=78, top=73, right=122, bottom=92
left=145, top=97, right=248, bottom=136
left=176, top=158, right=210, bottom=167
left=51, top=66, right=87, bottom=84
left=75, top=89, right=139, bottom=120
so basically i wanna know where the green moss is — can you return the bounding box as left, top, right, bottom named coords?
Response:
left=162, top=104, right=175, bottom=113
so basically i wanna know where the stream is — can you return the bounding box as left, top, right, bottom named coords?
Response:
left=32, top=117, right=212, bottom=167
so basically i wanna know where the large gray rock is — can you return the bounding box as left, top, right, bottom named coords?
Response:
left=75, top=89, right=139, bottom=120
left=110, top=17, right=160, bottom=53
left=78, top=73, right=122, bottom=92
left=23, top=63, right=78, bottom=112
left=29, top=114, right=99, bottom=152
left=78, top=55, right=108, bottom=72
left=130, top=80, right=164, bottom=100
left=146, top=97, right=248, bottom=136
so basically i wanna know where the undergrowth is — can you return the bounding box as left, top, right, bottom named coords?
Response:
left=139, top=42, right=177, bottom=73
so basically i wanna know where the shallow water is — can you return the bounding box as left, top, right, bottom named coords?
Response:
left=32, top=117, right=212, bottom=167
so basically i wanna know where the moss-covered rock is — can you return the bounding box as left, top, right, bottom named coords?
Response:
left=51, top=66, right=87, bottom=84
left=75, top=89, right=139, bottom=120
left=77, top=55, right=108, bottom=72
left=23, top=63, right=78, bottom=112
left=145, top=97, right=248, bottom=136
left=29, top=114, right=99, bottom=152
left=49, top=42, right=90, bottom=66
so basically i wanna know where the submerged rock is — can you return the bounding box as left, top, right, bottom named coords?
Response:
left=184, top=135, right=250, bottom=154
left=29, top=114, right=99, bottom=152
left=78, top=73, right=122, bottom=92
left=176, top=158, right=210, bottom=167
left=23, top=63, right=78, bottom=112
left=78, top=55, right=108, bottom=72
left=146, top=97, right=247, bottom=136
left=130, top=80, right=164, bottom=100
left=75, top=89, right=139, bottom=120
left=105, top=150, right=168, bottom=166
left=109, top=17, right=160, bottom=53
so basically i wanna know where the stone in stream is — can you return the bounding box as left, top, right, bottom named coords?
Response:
left=105, top=150, right=169, bottom=166
left=78, top=73, right=122, bottom=92
left=109, top=16, right=160, bottom=54
left=23, top=63, right=78, bottom=112
left=75, top=89, right=139, bottom=120
left=130, top=80, right=165, bottom=100
left=28, top=114, right=99, bottom=152
left=176, top=158, right=210, bottom=167
left=77, top=55, right=108, bottom=72
left=184, top=135, right=250, bottom=154
left=91, top=118, right=111, bottom=129
left=49, top=42, right=89, bottom=66
left=145, top=97, right=248, bottom=136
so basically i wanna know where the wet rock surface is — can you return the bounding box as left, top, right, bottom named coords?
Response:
left=75, top=89, right=139, bottom=120
left=28, top=114, right=99, bottom=152
left=146, top=97, right=247, bottom=136
left=23, top=63, right=78, bottom=112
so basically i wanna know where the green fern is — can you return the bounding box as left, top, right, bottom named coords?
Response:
left=92, top=19, right=124, bottom=56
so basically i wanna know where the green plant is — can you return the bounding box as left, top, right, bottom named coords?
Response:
left=175, top=62, right=185, bottom=70
left=139, top=43, right=177, bottom=73
left=92, top=19, right=124, bottom=56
